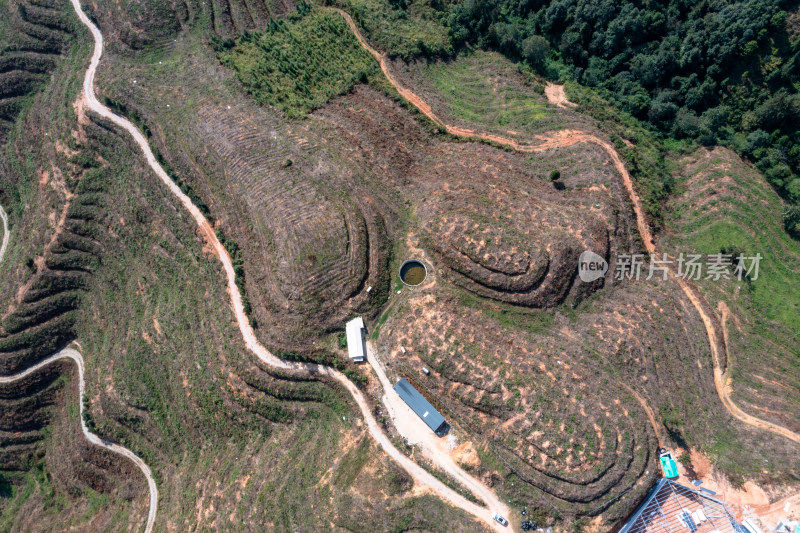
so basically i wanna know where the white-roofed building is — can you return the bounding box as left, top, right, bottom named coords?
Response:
left=345, top=317, right=366, bottom=363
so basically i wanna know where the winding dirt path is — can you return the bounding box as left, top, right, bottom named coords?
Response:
left=67, top=0, right=510, bottom=529
left=0, top=203, right=8, bottom=265
left=333, top=7, right=655, bottom=254
left=49, top=2, right=798, bottom=530
left=0, top=346, right=158, bottom=532
left=332, top=7, right=800, bottom=447
left=717, top=301, right=800, bottom=444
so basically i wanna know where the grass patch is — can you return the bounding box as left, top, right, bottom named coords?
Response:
left=332, top=436, right=370, bottom=489
left=684, top=220, right=800, bottom=332
left=325, top=0, right=452, bottom=59
left=665, top=152, right=800, bottom=333
left=459, top=290, right=554, bottom=335
left=217, top=5, right=378, bottom=118
left=423, top=51, right=552, bottom=127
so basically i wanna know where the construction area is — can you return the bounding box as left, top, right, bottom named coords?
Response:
left=619, top=479, right=740, bottom=533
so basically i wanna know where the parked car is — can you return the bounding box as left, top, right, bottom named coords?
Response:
left=492, top=512, right=508, bottom=526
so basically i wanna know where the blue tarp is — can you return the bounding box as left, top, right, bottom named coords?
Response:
left=660, top=454, right=679, bottom=478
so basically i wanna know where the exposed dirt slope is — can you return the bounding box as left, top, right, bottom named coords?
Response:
left=544, top=83, right=576, bottom=109
left=332, top=6, right=800, bottom=447
left=68, top=0, right=509, bottom=528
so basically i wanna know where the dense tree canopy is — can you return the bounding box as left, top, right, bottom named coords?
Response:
left=444, top=0, right=800, bottom=207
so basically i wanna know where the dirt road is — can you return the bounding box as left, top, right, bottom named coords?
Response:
left=57, top=0, right=799, bottom=529
left=67, top=1, right=509, bottom=529
left=334, top=8, right=800, bottom=447
left=0, top=346, right=158, bottom=532
left=0, top=204, right=8, bottom=265
left=334, top=6, right=656, bottom=254
left=716, top=300, right=800, bottom=444
left=366, top=341, right=511, bottom=520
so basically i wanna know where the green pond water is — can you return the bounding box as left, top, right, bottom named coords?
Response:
left=400, top=261, right=426, bottom=285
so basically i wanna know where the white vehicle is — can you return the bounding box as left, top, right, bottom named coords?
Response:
left=492, top=512, right=508, bottom=526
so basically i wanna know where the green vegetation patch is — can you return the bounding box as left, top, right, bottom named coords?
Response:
left=327, top=0, right=453, bottom=59
left=421, top=50, right=554, bottom=129
left=665, top=148, right=800, bottom=332
left=446, top=0, right=800, bottom=215
left=217, top=6, right=378, bottom=118
left=663, top=148, right=800, bottom=468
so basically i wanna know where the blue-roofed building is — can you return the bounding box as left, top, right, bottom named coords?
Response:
left=393, top=378, right=448, bottom=436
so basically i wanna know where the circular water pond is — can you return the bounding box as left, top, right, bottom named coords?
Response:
left=399, top=259, right=428, bottom=286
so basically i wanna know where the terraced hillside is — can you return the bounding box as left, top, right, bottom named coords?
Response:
left=83, top=1, right=800, bottom=526
left=664, top=147, right=800, bottom=463
left=87, top=8, right=401, bottom=354
left=1, top=0, right=799, bottom=531
left=0, top=0, right=76, bottom=142
left=0, top=2, right=488, bottom=531
left=315, top=85, right=695, bottom=523
left=0, top=2, right=154, bottom=527
left=0, top=139, right=105, bottom=375
left=0, top=0, right=90, bottom=392
left=391, top=51, right=580, bottom=136
left=89, top=0, right=296, bottom=46
left=0, top=358, right=146, bottom=531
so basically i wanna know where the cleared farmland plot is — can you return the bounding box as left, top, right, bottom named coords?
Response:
left=2, top=0, right=798, bottom=530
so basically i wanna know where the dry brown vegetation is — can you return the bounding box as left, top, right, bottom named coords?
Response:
left=0, top=2, right=487, bottom=531
left=87, top=11, right=800, bottom=522
left=1, top=0, right=798, bottom=530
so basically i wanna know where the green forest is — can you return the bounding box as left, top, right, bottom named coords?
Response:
left=313, top=0, right=800, bottom=235
left=446, top=0, right=800, bottom=218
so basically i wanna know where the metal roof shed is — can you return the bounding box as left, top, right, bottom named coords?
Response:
left=346, top=317, right=366, bottom=363
left=393, top=378, right=447, bottom=435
